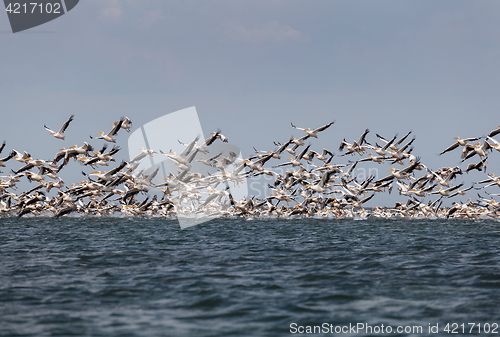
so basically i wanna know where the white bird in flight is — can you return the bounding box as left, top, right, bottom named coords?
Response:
left=44, top=115, right=74, bottom=140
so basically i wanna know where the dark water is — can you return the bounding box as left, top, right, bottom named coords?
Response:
left=1, top=217, right=500, bottom=337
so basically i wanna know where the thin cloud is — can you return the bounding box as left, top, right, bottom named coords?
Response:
left=226, top=21, right=303, bottom=43
left=137, top=10, right=165, bottom=30
left=98, top=0, right=124, bottom=21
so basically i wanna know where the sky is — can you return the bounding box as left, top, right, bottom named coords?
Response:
left=1, top=0, right=500, bottom=206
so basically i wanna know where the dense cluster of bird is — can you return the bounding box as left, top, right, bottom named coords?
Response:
left=1, top=115, right=500, bottom=220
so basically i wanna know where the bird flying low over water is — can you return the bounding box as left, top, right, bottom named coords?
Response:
left=439, top=137, right=481, bottom=156
left=114, top=117, right=133, bottom=133
left=204, top=129, right=228, bottom=146
left=462, top=141, right=492, bottom=162
left=339, top=129, right=370, bottom=156
left=466, top=161, right=486, bottom=174
left=4, top=112, right=500, bottom=220
left=90, top=117, right=125, bottom=143
left=0, top=150, right=16, bottom=167
left=374, top=157, right=421, bottom=185
left=377, top=131, right=412, bottom=152
left=291, top=121, right=335, bottom=140
left=44, top=115, right=74, bottom=140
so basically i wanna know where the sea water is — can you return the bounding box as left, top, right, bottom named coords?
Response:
left=1, top=217, right=499, bottom=336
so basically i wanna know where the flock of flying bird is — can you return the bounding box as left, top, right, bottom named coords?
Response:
left=1, top=114, right=500, bottom=220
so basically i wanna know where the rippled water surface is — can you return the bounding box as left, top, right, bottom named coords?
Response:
left=1, top=217, right=500, bottom=336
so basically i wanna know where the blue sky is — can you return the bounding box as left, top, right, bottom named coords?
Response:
left=1, top=1, right=500, bottom=205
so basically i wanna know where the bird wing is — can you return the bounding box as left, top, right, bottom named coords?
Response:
left=131, top=152, right=147, bottom=163
left=274, top=139, right=292, bottom=154
left=108, top=118, right=124, bottom=136
left=107, top=160, right=128, bottom=177
left=298, top=134, right=311, bottom=143
left=463, top=137, right=481, bottom=142
left=487, top=136, right=500, bottom=146
left=322, top=148, right=333, bottom=157
left=422, top=184, right=437, bottom=193
left=0, top=150, right=15, bottom=163
left=107, top=145, right=121, bottom=156
left=204, top=129, right=220, bottom=146
left=208, top=152, right=222, bottom=161
left=255, top=153, right=274, bottom=166
left=59, top=115, right=74, bottom=134
left=358, top=129, right=370, bottom=145
left=180, top=135, right=200, bottom=157
left=44, top=125, right=56, bottom=134
left=488, top=127, right=500, bottom=138
left=98, top=144, right=108, bottom=154
left=359, top=193, right=375, bottom=205
left=275, top=162, right=292, bottom=168
left=461, top=144, right=475, bottom=159
left=319, top=169, right=337, bottom=187
left=290, top=123, right=306, bottom=131
left=346, top=160, right=358, bottom=176
left=461, top=185, right=474, bottom=192
left=399, top=138, right=415, bottom=152
left=395, top=131, right=412, bottom=146
left=84, top=157, right=100, bottom=166
left=400, top=157, right=420, bottom=175
left=218, top=133, right=228, bottom=142
left=439, top=142, right=459, bottom=155
left=445, top=183, right=463, bottom=192
left=318, top=173, right=329, bottom=188
left=339, top=140, right=348, bottom=151
left=381, top=135, right=397, bottom=151
left=14, top=162, right=34, bottom=174
left=295, top=145, right=311, bottom=160
left=376, top=133, right=389, bottom=143
left=313, top=121, right=335, bottom=133
left=462, top=148, right=477, bottom=161
left=53, top=151, right=66, bottom=164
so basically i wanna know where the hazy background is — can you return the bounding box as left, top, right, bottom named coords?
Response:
left=1, top=0, right=500, bottom=207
